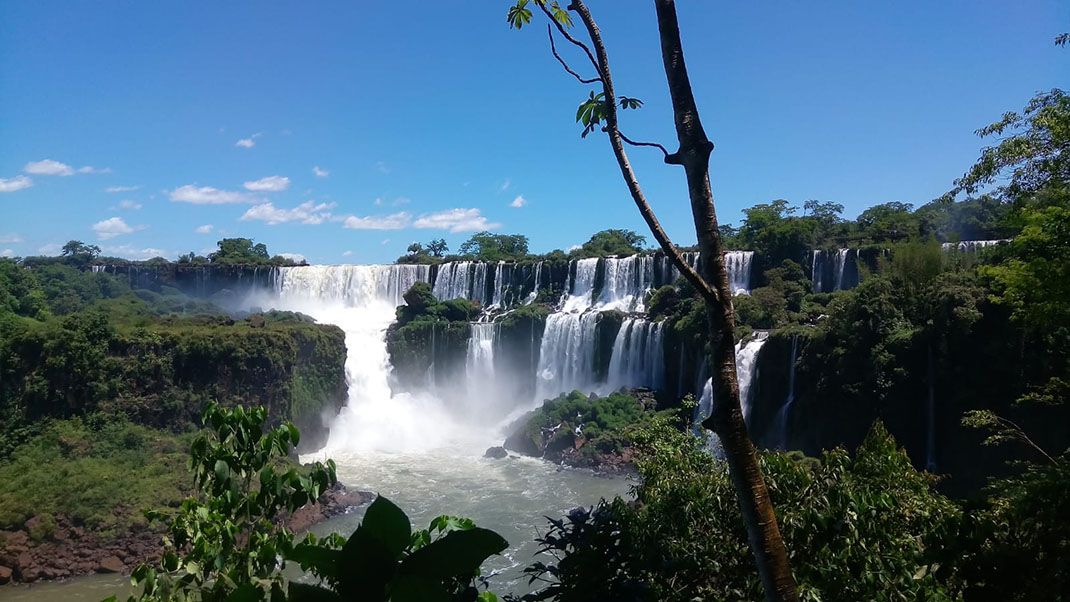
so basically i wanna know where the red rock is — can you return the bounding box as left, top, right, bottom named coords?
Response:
left=0, top=565, right=12, bottom=585
left=97, top=556, right=125, bottom=574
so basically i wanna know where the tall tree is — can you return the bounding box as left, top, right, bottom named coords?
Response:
left=507, top=1, right=798, bottom=600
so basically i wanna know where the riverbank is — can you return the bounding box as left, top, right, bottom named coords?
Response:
left=0, top=483, right=372, bottom=585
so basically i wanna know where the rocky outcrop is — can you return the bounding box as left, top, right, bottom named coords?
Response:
left=0, top=483, right=372, bottom=584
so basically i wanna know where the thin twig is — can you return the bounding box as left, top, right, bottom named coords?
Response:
left=618, top=130, right=670, bottom=159
left=547, top=25, right=601, bottom=84
left=538, top=2, right=602, bottom=78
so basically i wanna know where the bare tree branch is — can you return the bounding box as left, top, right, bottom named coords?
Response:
left=617, top=129, right=670, bottom=159
left=566, top=1, right=719, bottom=307
left=547, top=25, right=601, bottom=84
left=536, top=2, right=602, bottom=77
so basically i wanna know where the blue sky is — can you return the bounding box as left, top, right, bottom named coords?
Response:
left=0, top=1, right=1066, bottom=263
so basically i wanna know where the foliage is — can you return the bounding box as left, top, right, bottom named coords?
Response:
left=0, top=415, right=191, bottom=536
left=458, top=232, right=530, bottom=261
left=572, top=229, right=646, bottom=257
left=519, top=421, right=962, bottom=601
left=950, top=89, right=1069, bottom=198
left=287, top=496, right=507, bottom=602
left=206, top=238, right=302, bottom=266
left=112, top=403, right=336, bottom=601
left=856, top=201, right=920, bottom=243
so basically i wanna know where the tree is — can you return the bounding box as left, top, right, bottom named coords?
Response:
left=576, top=228, right=647, bottom=256
left=507, top=2, right=798, bottom=599
left=949, top=89, right=1069, bottom=199
left=209, top=238, right=272, bottom=264
left=856, top=201, right=919, bottom=243
left=427, top=238, right=450, bottom=257
left=457, top=232, right=529, bottom=261
left=61, top=240, right=101, bottom=259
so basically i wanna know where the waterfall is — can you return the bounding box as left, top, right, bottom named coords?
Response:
left=811, top=249, right=856, bottom=293
left=694, top=332, right=770, bottom=430
left=603, top=318, right=665, bottom=392
left=664, top=251, right=753, bottom=295
left=940, top=239, right=1010, bottom=252
left=490, top=262, right=506, bottom=309
left=270, top=264, right=470, bottom=453
left=523, top=261, right=544, bottom=304
left=465, top=322, right=497, bottom=402
left=774, top=334, right=800, bottom=449
left=562, top=258, right=599, bottom=312
left=811, top=250, right=824, bottom=293
left=833, top=249, right=849, bottom=291
left=599, top=255, right=654, bottom=311
left=534, top=311, right=600, bottom=401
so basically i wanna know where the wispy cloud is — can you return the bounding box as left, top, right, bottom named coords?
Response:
left=170, top=185, right=253, bottom=205
left=342, top=212, right=412, bottom=230
left=24, top=159, right=107, bottom=176
left=37, top=243, right=62, bottom=255
left=105, top=185, right=140, bottom=193
left=101, top=245, right=169, bottom=260
left=241, top=201, right=335, bottom=225
left=510, top=195, right=527, bottom=208
left=116, top=199, right=142, bottom=210
left=0, top=249, right=13, bottom=258
left=235, top=133, right=262, bottom=148
left=342, top=250, right=353, bottom=257
left=413, top=208, right=500, bottom=233
left=92, top=216, right=144, bottom=240
left=0, top=234, right=23, bottom=244
left=313, top=166, right=329, bottom=178
left=499, top=178, right=511, bottom=192
left=374, top=197, right=410, bottom=207
left=195, top=224, right=214, bottom=234
left=375, top=161, right=390, bottom=174
left=243, top=175, right=290, bottom=192
left=278, top=252, right=305, bottom=263
left=0, top=176, right=32, bottom=193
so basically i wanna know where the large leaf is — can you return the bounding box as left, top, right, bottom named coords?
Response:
left=399, top=527, right=508, bottom=581
left=362, top=495, right=412, bottom=558
left=286, top=583, right=343, bottom=602
left=286, top=543, right=341, bottom=581
left=390, top=575, right=451, bottom=602
left=337, top=526, right=398, bottom=600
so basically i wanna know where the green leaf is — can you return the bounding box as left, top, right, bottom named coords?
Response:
left=362, top=495, right=412, bottom=558
left=507, top=0, right=533, bottom=29
left=286, top=542, right=341, bottom=580
left=390, top=575, right=451, bottom=602
left=477, top=592, right=500, bottom=602
left=286, top=583, right=343, bottom=602
left=399, top=527, right=508, bottom=581
left=337, top=526, right=397, bottom=600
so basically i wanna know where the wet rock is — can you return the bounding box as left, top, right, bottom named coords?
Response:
left=483, top=446, right=508, bottom=459
left=97, top=556, right=125, bottom=574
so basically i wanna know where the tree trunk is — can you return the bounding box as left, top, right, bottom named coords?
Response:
left=652, top=2, right=798, bottom=599
left=568, top=1, right=799, bottom=599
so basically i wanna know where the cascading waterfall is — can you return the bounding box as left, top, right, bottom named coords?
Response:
left=940, top=239, right=1009, bottom=252
left=523, top=261, right=544, bottom=304
left=833, top=248, right=849, bottom=291
left=465, top=322, right=498, bottom=415
left=774, top=334, right=800, bottom=449
left=694, top=332, right=770, bottom=430
left=562, top=258, right=599, bottom=312
left=599, top=255, right=654, bottom=311
left=489, top=262, right=506, bottom=308
left=666, top=251, right=754, bottom=295
left=270, top=264, right=473, bottom=453
left=603, top=318, right=665, bottom=392
left=534, top=311, right=601, bottom=401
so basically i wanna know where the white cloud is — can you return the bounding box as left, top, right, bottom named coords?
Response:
left=413, top=208, right=500, bottom=233
left=106, top=185, right=140, bottom=193
left=567, top=244, right=582, bottom=252
left=195, top=224, right=214, bottom=234
left=0, top=176, right=33, bottom=192
left=313, top=166, right=329, bottom=178
left=170, top=185, right=252, bottom=205
left=0, top=249, right=13, bottom=257
left=241, top=201, right=335, bottom=225
left=37, top=243, right=62, bottom=255
left=0, top=234, right=22, bottom=244
left=510, top=195, right=527, bottom=208
left=342, top=250, right=353, bottom=257
left=381, top=239, right=391, bottom=245
left=92, top=216, right=143, bottom=240
left=77, top=166, right=111, bottom=174
left=375, top=196, right=409, bottom=207
left=278, top=252, right=306, bottom=263
left=24, top=159, right=74, bottom=176
left=342, top=212, right=411, bottom=230
left=500, top=178, right=511, bottom=192
left=375, top=161, right=390, bottom=174
left=101, top=245, right=169, bottom=260
left=235, top=133, right=261, bottom=148
left=116, top=199, right=142, bottom=210
left=243, top=175, right=290, bottom=192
